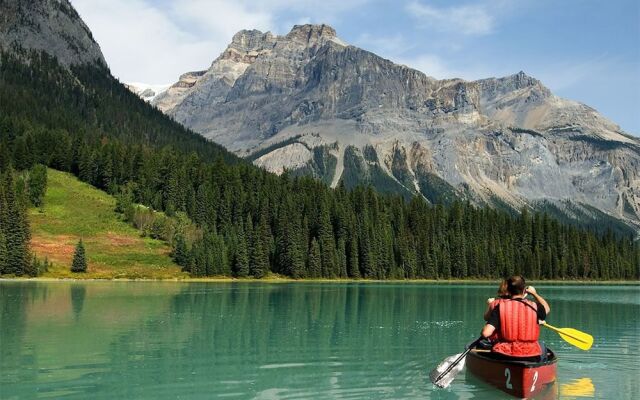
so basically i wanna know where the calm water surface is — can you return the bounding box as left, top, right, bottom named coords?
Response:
left=1, top=282, right=638, bottom=399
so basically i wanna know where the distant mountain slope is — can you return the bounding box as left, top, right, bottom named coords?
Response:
left=151, top=24, right=640, bottom=233
left=0, top=0, right=105, bottom=67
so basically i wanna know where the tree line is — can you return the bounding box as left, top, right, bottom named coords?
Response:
left=0, top=164, right=47, bottom=276
left=1, top=50, right=638, bottom=279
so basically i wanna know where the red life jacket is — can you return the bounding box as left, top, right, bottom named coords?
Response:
left=492, top=299, right=541, bottom=357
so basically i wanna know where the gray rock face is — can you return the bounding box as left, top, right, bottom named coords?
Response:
left=154, top=24, right=640, bottom=231
left=0, top=0, right=105, bottom=67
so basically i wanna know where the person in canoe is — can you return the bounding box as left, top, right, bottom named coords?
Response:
left=479, top=275, right=551, bottom=361
left=475, top=279, right=510, bottom=348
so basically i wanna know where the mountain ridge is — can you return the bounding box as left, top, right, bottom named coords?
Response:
left=0, top=0, right=105, bottom=67
left=145, top=24, right=640, bottom=233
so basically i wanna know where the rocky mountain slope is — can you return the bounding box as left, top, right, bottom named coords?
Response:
left=0, top=0, right=105, bottom=67
left=150, top=24, right=640, bottom=232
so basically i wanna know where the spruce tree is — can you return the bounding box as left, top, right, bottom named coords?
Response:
left=308, top=238, right=321, bottom=278
left=71, top=239, right=88, bottom=273
left=318, top=204, right=336, bottom=277
left=347, top=237, right=360, bottom=278
left=233, top=225, right=250, bottom=277
left=172, top=234, right=188, bottom=267
left=0, top=230, right=8, bottom=275
left=28, top=164, right=47, bottom=207
left=2, top=170, right=30, bottom=275
left=250, top=214, right=269, bottom=278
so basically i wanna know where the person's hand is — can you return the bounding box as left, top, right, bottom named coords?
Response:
left=526, top=286, right=537, bottom=295
left=487, top=297, right=495, bottom=305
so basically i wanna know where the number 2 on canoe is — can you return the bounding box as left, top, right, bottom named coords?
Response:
left=505, top=368, right=513, bottom=389
left=531, top=371, right=538, bottom=392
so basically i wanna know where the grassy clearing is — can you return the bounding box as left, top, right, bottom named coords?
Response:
left=28, top=169, right=186, bottom=279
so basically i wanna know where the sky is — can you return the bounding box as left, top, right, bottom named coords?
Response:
left=71, top=0, right=640, bottom=135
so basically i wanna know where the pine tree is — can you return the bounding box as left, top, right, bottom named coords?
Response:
left=308, top=238, right=321, bottom=278
left=250, top=213, right=269, bottom=278
left=0, top=230, right=8, bottom=275
left=2, top=170, right=30, bottom=275
left=172, top=234, right=188, bottom=267
left=71, top=239, right=87, bottom=273
left=318, top=203, right=336, bottom=277
left=233, top=225, right=250, bottom=277
left=347, top=237, right=360, bottom=278
left=28, top=164, right=47, bottom=207
left=210, top=230, right=229, bottom=275
left=337, top=237, right=348, bottom=278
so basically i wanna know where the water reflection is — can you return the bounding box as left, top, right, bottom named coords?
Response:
left=0, top=282, right=637, bottom=399
left=560, top=377, right=595, bottom=398
left=70, top=284, right=86, bottom=321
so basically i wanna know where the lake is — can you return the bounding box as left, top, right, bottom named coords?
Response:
left=1, top=282, right=638, bottom=399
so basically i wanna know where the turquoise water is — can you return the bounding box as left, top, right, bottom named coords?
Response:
left=1, top=282, right=638, bottom=399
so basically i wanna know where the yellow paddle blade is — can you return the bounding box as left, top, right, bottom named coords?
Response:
left=542, top=323, right=594, bottom=351
left=560, top=378, right=595, bottom=397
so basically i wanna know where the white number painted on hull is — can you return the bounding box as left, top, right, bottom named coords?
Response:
left=504, top=368, right=513, bottom=389
left=530, top=371, right=539, bottom=392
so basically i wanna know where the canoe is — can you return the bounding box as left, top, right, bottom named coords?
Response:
left=466, top=348, right=558, bottom=399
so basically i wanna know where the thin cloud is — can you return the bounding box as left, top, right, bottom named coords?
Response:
left=532, top=54, right=616, bottom=91
left=354, top=33, right=415, bottom=58
left=70, top=0, right=367, bottom=83
left=71, top=0, right=273, bottom=83
left=406, top=1, right=494, bottom=35
left=395, top=53, right=506, bottom=81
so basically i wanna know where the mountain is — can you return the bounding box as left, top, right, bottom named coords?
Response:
left=0, top=0, right=105, bottom=67
left=151, top=24, right=640, bottom=233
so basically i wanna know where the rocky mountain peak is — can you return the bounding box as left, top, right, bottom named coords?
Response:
left=229, top=29, right=275, bottom=52
left=510, top=71, right=538, bottom=87
left=478, top=70, right=548, bottom=95
left=285, top=24, right=338, bottom=44
left=0, top=0, right=106, bottom=67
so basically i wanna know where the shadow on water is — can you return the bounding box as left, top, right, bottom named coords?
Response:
left=0, top=282, right=637, bottom=399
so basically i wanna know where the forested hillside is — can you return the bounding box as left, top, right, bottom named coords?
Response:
left=1, top=50, right=638, bottom=279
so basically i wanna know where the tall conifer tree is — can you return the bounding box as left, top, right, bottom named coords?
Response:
left=71, top=239, right=87, bottom=273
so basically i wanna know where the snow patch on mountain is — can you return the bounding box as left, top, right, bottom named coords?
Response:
left=125, top=82, right=171, bottom=102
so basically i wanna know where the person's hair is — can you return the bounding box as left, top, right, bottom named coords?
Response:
left=497, top=279, right=509, bottom=298
left=506, top=275, right=526, bottom=296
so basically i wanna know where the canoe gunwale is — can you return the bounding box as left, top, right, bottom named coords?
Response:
left=467, top=348, right=558, bottom=368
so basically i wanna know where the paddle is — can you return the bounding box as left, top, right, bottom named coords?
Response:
left=521, top=292, right=593, bottom=351
left=541, top=322, right=593, bottom=350
left=429, top=337, right=482, bottom=388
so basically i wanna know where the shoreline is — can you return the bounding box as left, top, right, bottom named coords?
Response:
left=1, top=277, right=639, bottom=285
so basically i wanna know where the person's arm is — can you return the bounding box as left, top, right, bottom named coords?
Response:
left=482, top=323, right=496, bottom=338
left=483, top=297, right=495, bottom=321
left=526, top=286, right=550, bottom=315
left=482, top=306, right=500, bottom=338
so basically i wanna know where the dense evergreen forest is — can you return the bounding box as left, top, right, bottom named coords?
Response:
left=1, top=50, right=638, bottom=279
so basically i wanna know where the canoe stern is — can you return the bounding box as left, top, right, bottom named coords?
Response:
left=466, top=350, right=557, bottom=398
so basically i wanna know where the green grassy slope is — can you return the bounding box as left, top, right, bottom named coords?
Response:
left=29, top=169, right=185, bottom=279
